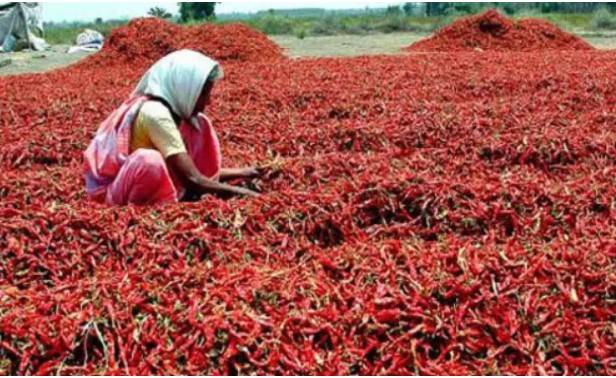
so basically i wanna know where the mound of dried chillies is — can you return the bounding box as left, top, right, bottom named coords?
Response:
left=407, top=9, right=593, bottom=52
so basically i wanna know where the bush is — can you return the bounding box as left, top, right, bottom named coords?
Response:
left=377, top=15, right=408, bottom=33
left=449, top=3, right=483, bottom=15
left=339, top=21, right=370, bottom=35
left=434, top=11, right=467, bottom=30
left=386, top=5, right=402, bottom=15
left=591, top=8, right=616, bottom=29
left=501, top=4, right=517, bottom=15
left=294, top=28, right=307, bottom=39
left=310, top=16, right=339, bottom=35
left=44, top=22, right=122, bottom=45
left=251, top=14, right=295, bottom=34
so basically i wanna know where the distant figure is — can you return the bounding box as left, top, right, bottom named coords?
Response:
left=84, top=50, right=260, bottom=206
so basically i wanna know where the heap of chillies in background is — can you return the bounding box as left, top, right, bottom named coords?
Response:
left=407, top=9, right=593, bottom=52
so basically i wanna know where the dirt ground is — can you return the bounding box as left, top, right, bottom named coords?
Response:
left=574, top=30, right=616, bottom=49
left=1, top=32, right=615, bottom=76
left=272, top=32, right=428, bottom=57
left=0, top=44, right=92, bottom=76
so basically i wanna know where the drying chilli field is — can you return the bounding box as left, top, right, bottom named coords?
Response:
left=1, top=11, right=615, bottom=375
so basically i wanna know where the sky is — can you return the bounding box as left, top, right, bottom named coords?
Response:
left=42, top=1, right=401, bottom=23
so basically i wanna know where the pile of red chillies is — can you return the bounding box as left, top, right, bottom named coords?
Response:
left=0, top=18, right=615, bottom=375
left=86, top=18, right=284, bottom=67
left=408, top=9, right=594, bottom=52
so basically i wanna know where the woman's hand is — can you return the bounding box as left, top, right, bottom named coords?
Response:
left=241, top=167, right=261, bottom=178
left=219, top=167, right=263, bottom=181
left=167, top=153, right=259, bottom=198
left=233, top=186, right=260, bottom=197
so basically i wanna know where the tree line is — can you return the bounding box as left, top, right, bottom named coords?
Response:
left=414, top=2, right=616, bottom=16
left=148, top=2, right=616, bottom=21
left=147, top=3, right=217, bottom=21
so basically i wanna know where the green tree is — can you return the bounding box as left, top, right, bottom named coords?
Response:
left=426, top=2, right=451, bottom=16
left=386, top=5, right=402, bottom=15
left=540, top=2, right=559, bottom=13
left=402, top=3, right=415, bottom=16
left=148, top=6, right=173, bottom=19
left=178, top=2, right=217, bottom=22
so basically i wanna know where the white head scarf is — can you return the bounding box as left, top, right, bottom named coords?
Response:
left=133, top=49, right=223, bottom=123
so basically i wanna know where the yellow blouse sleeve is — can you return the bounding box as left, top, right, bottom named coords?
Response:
left=138, top=101, right=187, bottom=158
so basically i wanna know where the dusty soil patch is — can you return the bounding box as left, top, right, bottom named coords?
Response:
left=0, top=45, right=93, bottom=76
left=271, top=32, right=428, bottom=57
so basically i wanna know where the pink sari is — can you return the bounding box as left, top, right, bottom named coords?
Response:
left=83, top=96, right=221, bottom=206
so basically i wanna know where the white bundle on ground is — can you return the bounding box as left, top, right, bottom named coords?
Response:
left=76, top=29, right=104, bottom=46
left=68, top=28, right=104, bottom=53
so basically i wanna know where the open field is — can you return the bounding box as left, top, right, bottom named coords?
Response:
left=2, top=31, right=616, bottom=76
left=273, top=32, right=428, bottom=57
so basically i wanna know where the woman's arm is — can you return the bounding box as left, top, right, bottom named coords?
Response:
left=219, top=167, right=260, bottom=182
left=167, top=153, right=258, bottom=197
